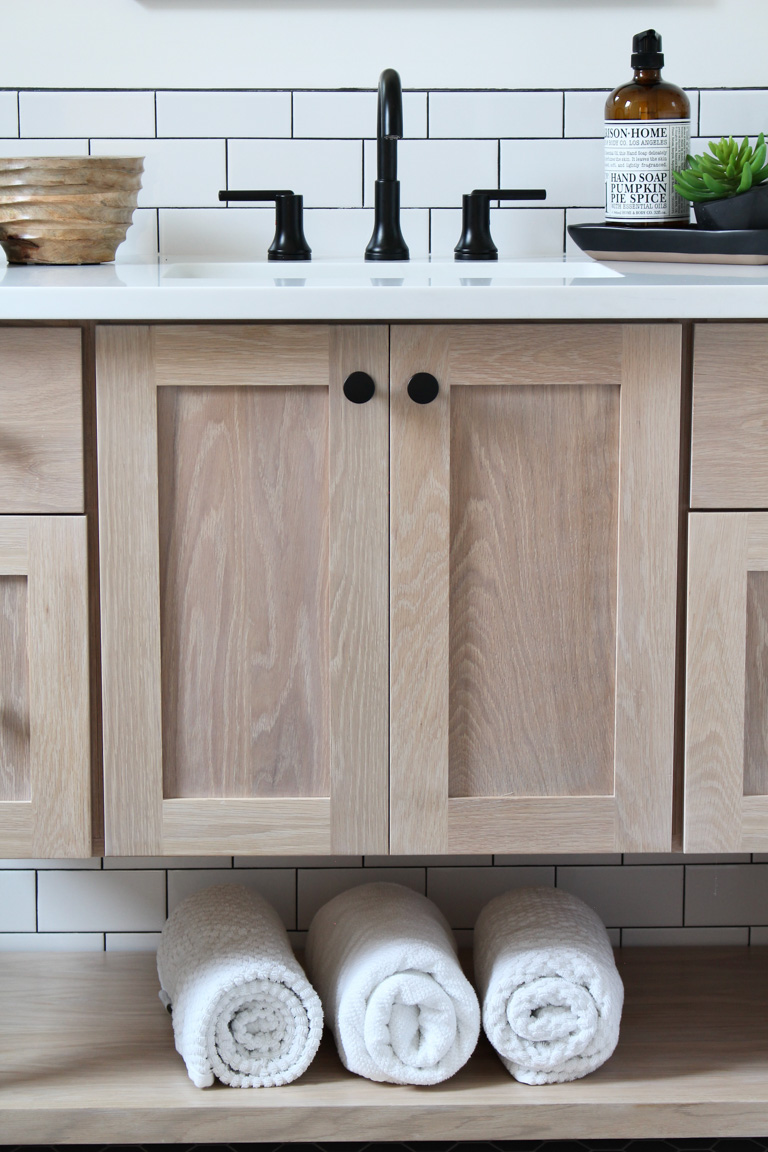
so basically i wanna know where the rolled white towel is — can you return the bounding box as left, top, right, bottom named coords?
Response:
left=306, top=881, right=480, bottom=1085
left=157, top=883, right=323, bottom=1088
left=474, top=886, right=623, bottom=1084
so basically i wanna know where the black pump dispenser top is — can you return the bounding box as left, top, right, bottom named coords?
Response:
left=631, top=29, right=664, bottom=70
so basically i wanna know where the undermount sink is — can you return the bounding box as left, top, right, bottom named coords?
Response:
left=161, top=259, right=623, bottom=286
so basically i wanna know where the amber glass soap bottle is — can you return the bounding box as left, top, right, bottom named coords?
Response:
left=605, top=29, right=690, bottom=226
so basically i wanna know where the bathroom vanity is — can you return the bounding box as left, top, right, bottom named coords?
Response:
left=3, top=256, right=768, bottom=1139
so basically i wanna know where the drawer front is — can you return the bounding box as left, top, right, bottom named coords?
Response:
left=0, top=328, right=83, bottom=513
left=691, top=323, right=768, bottom=509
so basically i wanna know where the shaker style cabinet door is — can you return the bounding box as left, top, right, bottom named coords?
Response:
left=685, top=513, right=768, bottom=851
left=389, top=324, right=681, bottom=854
left=96, top=325, right=388, bottom=856
left=0, top=516, right=90, bottom=856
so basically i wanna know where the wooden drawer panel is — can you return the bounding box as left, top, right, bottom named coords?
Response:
left=0, top=328, right=83, bottom=513
left=691, top=324, right=768, bottom=509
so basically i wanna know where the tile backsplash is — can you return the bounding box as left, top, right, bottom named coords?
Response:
left=0, top=84, right=762, bottom=263
left=1, top=855, right=767, bottom=953
left=1, top=82, right=767, bottom=950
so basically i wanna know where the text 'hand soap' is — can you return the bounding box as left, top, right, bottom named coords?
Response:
left=605, top=30, right=690, bottom=226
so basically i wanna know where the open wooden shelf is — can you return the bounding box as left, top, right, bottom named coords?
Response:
left=2, top=947, right=768, bottom=1143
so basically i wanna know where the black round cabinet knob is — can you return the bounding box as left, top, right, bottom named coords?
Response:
left=407, top=372, right=440, bottom=405
left=343, top=371, right=376, bottom=404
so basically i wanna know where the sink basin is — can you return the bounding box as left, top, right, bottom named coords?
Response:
left=161, top=258, right=622, bottom=286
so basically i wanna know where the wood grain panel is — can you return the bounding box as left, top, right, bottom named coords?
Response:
left=157, top=385, right=330, bottom=800
left=162, top=797, right=331, bottom=854
left=152, top=325, right=330, bottom=389
left=744, top=571, right=768, bottom=796
left=442, top=323, right=623, bottom=389
left=329, top=327, right=389, bottom=854
left=390, top=326, right=450, bottom=854
left=6, top=949, right=768, bottom=1142
left=684, top=513, right=747, bottom=851
left=614, top=325, right=681, bottom=851
left=0, top=328, right=83, bottom=513
left=447, top=797, right=616, bottom=853
left=28, top=516, right=90, bottom=857
left=0, top=576, right=30, bottom=802
left=449, top=383, right=619, bottom=799
left=691, top=324, right=768, bottom=508
left=96, top=326, right=164, bottom=855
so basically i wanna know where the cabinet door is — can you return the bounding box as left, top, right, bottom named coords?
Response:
left=97, top=325, right=388, bottom=856
left=390, top=324, right=681, bottom=854
left=0, top=516, right=90, bottom=857
left=685, top=512, right=768, bottom=851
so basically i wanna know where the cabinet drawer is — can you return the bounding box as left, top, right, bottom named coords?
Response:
left=0, top=328, right=83, bottom=513
left=691, top=324, right=768, bottom=509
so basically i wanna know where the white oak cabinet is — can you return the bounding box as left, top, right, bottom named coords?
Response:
left=686, top=324, right=768, bottom=850
left=97, top=321, right=682, bottom=856
left=0, top=329, right=91, bottom=857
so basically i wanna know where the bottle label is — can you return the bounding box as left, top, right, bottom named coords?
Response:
left=605, top=119, right=691, bottom=222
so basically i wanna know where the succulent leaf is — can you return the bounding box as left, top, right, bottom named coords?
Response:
left=673, top=132, right=768, bottom=201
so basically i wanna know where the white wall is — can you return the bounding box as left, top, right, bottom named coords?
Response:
left=5, top=0, right=768, bottom=90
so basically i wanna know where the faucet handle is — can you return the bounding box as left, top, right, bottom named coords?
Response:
left=218, top=189, right=311, bottom=261
left=454, top=188, right=547, bottom=260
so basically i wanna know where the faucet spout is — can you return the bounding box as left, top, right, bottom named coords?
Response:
left=365, top=68, right=409, bottom=261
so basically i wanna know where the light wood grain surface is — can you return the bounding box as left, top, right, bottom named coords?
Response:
left=691, top=324, right=768, bottom=508
left=744, top=571, right=768, bottom=796
left=157, top=384, right=330, bottom=801
left=0, top=327, right=83, bottom=512
left=0, top=575, right=29, bottom=802
left=2, top=948, right=768, bottom=1142
left=152, top=324, right=330, bottom=388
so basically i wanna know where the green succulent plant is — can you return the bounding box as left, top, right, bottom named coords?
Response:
left=673, top=133, right=768, bottom=202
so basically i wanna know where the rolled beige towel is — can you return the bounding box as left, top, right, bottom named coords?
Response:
left=157, top=883, right=323, bottom=1088
left=474, top=886, right=623, bottom=1084
left=306, top=881, right=480, bottom=1084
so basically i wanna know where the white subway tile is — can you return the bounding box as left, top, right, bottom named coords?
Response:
left=429, top=92, right=562, bottom=140
left=0, top=857, right=100, bottom=869
left=0, top=872, right=35, bottom=931
left=19, top=91, right=155, bottom=140
left=557, top=865, right=683, bottom=927
left=687, top=91, right=701, bottom=136
left=0, top=92, right=18, bottom=137
left=427, top=867, right=554, bottom=929
left=700, top=90, right=768, bottom=139
left=607, top=927, right=621, bottom=947
left=106, top=932, right=162, bottom=952
left=287, top=929, right=307, bottom=949
left=114, top=207, right=158, bottom=263
left=502, top=139, right=604, bottom=208
left=91, top=138, right=225, bottom=208
left=167, top=868, right=295, bottom=929
left=38, top=871, right=166, bottom=932
left=365, top=139, right=497, bottom=209
left=293, top=92, right=426, bottom=139
left=565, top=91, right=610, bottom=138
left=494, top=853, right=622, bottom=866
left=751, top=927, right=768, bottom=943
left=160, top=206, right=273, bottom=260
left=156, top=90, right=291, bottom=138
left=0, top=139, right=88, bottom=157
left=685, top=864, right=768, bottom=926
left=622, top=926, right=749, bottom=946
left=104, top=855, right=231, bottom=869
left=365, top=855, right=493, bottom=867
left=228, top=139, right=361, bottom=209
left=0, top=932, right=104, bottom=951
left=430, top=207, right=564, bottom=260
left=235, top=855, right=361, bottom=868
left=298, top=868, right=425, bottom=930
left=307, top=208, right=429, bottom=259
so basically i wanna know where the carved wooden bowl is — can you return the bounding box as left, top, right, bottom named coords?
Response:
left=0, top=156, right=144, bottom=264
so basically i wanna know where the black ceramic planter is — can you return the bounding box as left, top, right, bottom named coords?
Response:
left=694, top=182, right=768, bottom=230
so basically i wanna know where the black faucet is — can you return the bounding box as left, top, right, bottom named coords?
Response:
left=365, top=68, right=409, bottom=261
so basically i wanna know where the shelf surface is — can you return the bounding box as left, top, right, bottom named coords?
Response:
left=1, top=947, right=768, bottom=1143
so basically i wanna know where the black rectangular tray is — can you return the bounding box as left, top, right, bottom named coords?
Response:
left=568, top=222, right=768, bottom=264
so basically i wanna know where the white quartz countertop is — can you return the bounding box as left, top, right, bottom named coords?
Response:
left=2, top=256, right=768, bottom=320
